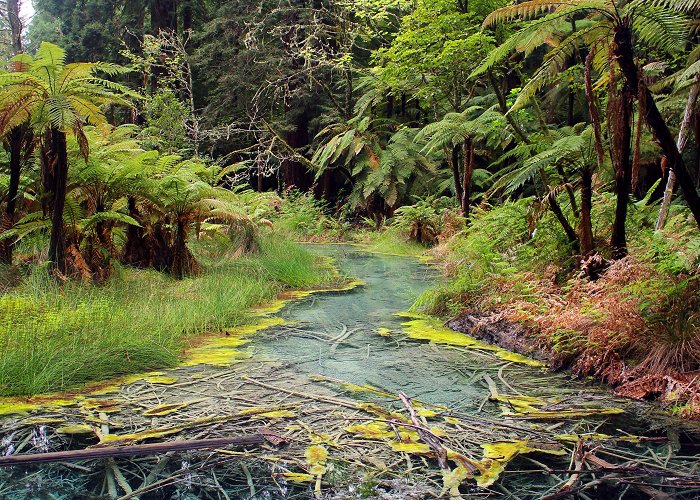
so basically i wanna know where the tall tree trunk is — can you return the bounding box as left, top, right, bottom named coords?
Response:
left=656, top=78, right=700, bottom=230
left=449, top=145, right=463, bottom=203
left=7, top=0, right=21, bottom=53
left=48, top=129, right=69, bottom=274
left=0, top=0, right=23, bottom=263
left=608, top=32, right=634, bottom=259
left=613, top=24, right=700, bottom=230
left=461, top=137, right=475, bottom=218
left=0, top=127, right=24, bottom=264
left=607, top=78, right=633, bottom=259
left=150, top=0, right=177, bottom=92
left=579, top=167, right=594, bottom=256
left=182, top=0, right=193, bottom=36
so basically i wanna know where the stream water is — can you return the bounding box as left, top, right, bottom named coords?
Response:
left=0, top=245, right=698, bottom=499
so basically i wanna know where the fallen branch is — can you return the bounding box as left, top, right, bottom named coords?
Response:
left=399, top=391, right=448, bottom=469
left=0, top=435, right=265, bottom=467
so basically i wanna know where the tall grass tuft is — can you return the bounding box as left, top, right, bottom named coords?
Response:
left=0, top=235, right=334, bottom=396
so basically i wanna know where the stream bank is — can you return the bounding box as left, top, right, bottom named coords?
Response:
left=0, top=245, right=698, bottom=498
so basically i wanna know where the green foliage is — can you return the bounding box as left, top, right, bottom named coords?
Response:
left=391, top=196, right=459, bottom=244
left=141, top=90, right=193, bottom=154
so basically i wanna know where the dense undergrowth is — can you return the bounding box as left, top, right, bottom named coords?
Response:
left=0, top=233, right=334, bottom=396
left=413, top=195, right=700, bottom=416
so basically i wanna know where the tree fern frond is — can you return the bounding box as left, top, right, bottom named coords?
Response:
left=510, top=23, right=607, bottom=112
left=632, top=7, right=689, bottom=54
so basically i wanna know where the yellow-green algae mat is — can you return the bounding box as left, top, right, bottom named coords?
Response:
left=396, top=312, right=545, bottom=367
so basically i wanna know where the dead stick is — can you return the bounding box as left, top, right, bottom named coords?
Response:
left=399, top=392, right=448, bottom=469
left=0, top=436, right=264, bottom=467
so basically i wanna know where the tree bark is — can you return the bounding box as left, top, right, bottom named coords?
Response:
left=608, top=31, right=633, bottom=259
left=0, top=127, right=24, bottom=264
left=150, top=0, right=177, bottom=92
left=450, top=144, right=463, bottom=204
left=48, top=129, right=69, bottom=274
left=6, top=0, right=22, bottom=53
left=0, top=0, right=24, bottom=264
left=613, top=24, right=700, bottom=230
left=579, top=167, right=594, bottom=255
left=607, top=85, right=632, bottom=259
left=584, top=49, right=605, bottom=170
left=656, top=78, right=699, bottom=230
left=462, top=137, right=475, bottom=218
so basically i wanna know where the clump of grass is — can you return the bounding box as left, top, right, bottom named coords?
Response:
left=0, top=234, right=334, bottom=396
left=350, top=227, right=427, bottom=257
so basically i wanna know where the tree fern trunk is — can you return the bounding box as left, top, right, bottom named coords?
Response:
left=48, top=128, right=69, bottom=274
left=0, top=127, right=23, bottom=264
left=656, top=79, right=699, bottom=230
left=461, top=137, right=475, bottom=219
left=613, top=24, right=700, bottom=231
left=608, top=29, right=633, bottom=259
left=579, top=167, right=594, bottom=256
left=450, top=145, right=463, bottom=204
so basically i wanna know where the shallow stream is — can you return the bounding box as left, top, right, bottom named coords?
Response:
left=0, top=245, right=698, bottom=499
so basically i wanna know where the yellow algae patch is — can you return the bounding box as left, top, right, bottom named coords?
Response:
left=398, top=314, right=544, bottom=367
left=281, top=472, right=314, bottom=483
left=429, top=426, right=447, bottom=437
left=57, top=424, right=94, bottom=435
left=305, top=444, right=329, bottom=497
left=555, top=433, right=641, bottom=443
left=99, top=426, right=182, bottom=445
left=305, top=444, right=329, bottom=465
left=309, top=432, right=339, bottom=447
left=184, top=317, right=284, bottom=366
left=442, top=466, right=473, bottom=498
left=492, top=395, right=548, bottom=413
left=24, top=417, right=65, bottom=425
left=345, top=422, right=395, bottom=440
left=239, top=406, right=296, bottom=419
left=0, top=401, right=41, bottom=416
left=506, top=408, right=625, bottom=419
left=377, top=327, right=393, bottom=337
left=251, top=280, right=365, bottom=317
left=0, top=396, right=78, bottom=416
left=401, top=317, right=499, bottom=349
left=80, top=399, right=121, bottom=414
left=390, top=441, right=431, bottom=454
left=143, top=402, right=194, bottom=417
left=254, top=410, right=295, bottom=419
left=478, top=440, right=565, bottom=487
left=143, top=375, right=178, bottom=385
left=89, top=385, right=121, bottom=396
left=416, top=408, right=438, bottom=418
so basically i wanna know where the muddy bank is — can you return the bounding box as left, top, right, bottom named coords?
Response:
left=447, top=310, right=700, bottom=421
left=447, top=312, right=548, bottom=362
